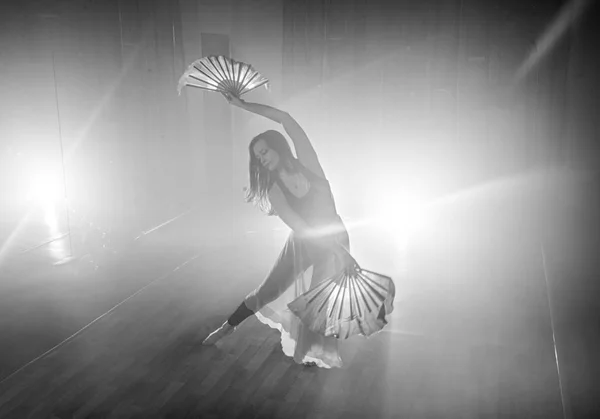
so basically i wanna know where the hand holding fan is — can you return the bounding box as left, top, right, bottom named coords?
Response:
left=177, top=55, right=269, bottom=97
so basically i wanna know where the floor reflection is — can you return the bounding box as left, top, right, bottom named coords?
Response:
left=42, top=202, right=70, bottom=263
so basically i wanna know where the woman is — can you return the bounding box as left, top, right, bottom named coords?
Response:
left=202, top=93, right=356, bottom=368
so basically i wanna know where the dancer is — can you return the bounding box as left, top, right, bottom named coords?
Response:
left=202, top=94, right=358, bottom=368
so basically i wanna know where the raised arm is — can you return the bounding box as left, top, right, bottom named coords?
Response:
left=224, top=94, right=326, bottom=178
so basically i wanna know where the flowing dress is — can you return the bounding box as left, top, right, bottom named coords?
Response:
left=243, top=164, right=348, bottom=368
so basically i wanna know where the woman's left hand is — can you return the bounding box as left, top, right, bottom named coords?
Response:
left=221, top=92, right=245, bottom=108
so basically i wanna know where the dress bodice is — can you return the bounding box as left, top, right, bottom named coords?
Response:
left=274, top=165, right=339, bottom=228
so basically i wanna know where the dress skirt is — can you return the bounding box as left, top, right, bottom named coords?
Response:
left=244, top=230, right=349, bottom=368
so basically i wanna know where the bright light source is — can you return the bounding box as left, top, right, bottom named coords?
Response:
left=27, top=169, right=64, bottom=207
left=369, top=180, right=437, bottom=240
left=378, top=197, right=430, bottom=233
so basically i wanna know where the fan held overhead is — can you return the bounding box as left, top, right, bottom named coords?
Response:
left=177, top=55, right=269, bottom=97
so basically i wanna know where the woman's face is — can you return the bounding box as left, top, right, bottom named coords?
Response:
left=253, top=139, right=280, bottom=171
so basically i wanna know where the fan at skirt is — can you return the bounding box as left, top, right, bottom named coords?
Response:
left=288, top=266, right=395, bottom=340
left=177, top=55, right=269, bottom=97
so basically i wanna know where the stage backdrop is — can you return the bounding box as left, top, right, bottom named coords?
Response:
left=279, top=0, right=598, bottom=189
left=0, top=0, right=284, bottom=247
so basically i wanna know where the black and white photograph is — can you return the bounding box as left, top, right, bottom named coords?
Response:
left=0, top=0, right=598, bottom=418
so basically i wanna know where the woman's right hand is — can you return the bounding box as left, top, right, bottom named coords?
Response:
left=333, top=245, right=358, bottom=274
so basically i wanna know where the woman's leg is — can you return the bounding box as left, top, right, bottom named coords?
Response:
left=203, top=234, right=309, bottom=345
left=227, top=301, right=254, bottom=327
left=244, top=232, right=318, bottom=312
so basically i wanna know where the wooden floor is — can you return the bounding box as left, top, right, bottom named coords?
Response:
left=0, top=239, right=565, bottom=419
left=3, top=167, right=599, bottom=418
left=0, top=317, right=565, bottom=418
left=1, top=187, right=580, bottom=419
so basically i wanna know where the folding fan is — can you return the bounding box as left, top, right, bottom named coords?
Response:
left=177, top=55, right=269, bottom=97
left=288, top=265, right=396, bottom=340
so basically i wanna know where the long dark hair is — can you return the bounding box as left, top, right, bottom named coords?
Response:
left=245, top=130, right=303, bottom=215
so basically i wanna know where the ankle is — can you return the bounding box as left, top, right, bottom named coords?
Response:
left=227, top=302, right=254, bottom=327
